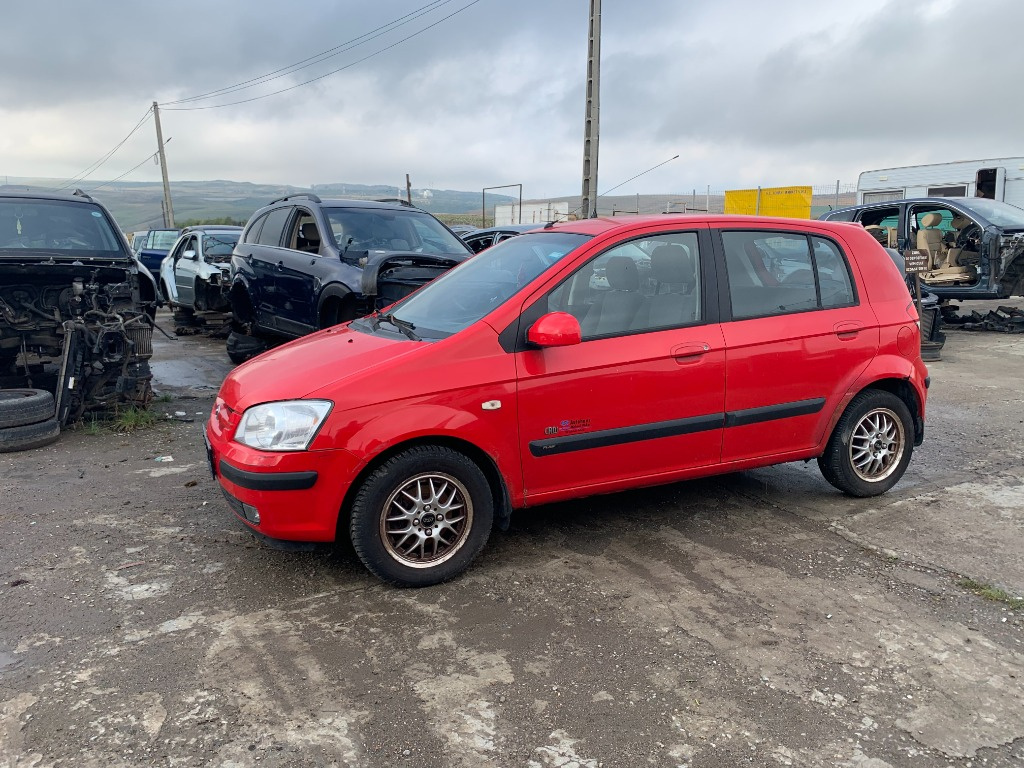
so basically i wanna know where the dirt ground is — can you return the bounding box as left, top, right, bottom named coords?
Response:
left=1, top=306, right=1023, bottom=768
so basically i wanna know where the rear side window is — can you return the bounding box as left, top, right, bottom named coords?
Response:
left=256, top=208, right=292, bottom=247
left=722, top=231, right=855, bottom=320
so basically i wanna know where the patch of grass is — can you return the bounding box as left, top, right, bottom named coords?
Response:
left=110, top=407, right=158, bottom=434
left=81, top=415, right=104, bottom=436
left=958, top=577, right=1024, bottom=611
left=154, top=393, right=174, bottom=403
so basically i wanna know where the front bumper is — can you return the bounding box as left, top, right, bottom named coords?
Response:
left=204, top=422, right=362, bottom=542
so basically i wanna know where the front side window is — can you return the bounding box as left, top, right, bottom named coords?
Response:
left=546, top=233, right=702, bottom=339
left=722, top=231, right=854, bottom=319
left=369, top=232, right=589, bottom=339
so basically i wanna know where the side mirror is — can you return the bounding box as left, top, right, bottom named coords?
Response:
left=527, top=312, right=582, bottom=348
left=184, top=250, right=197, bottom=260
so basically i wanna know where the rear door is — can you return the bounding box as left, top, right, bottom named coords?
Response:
left=716, top=227, right=877, bottom=463
left=244, top=207, right=293, bottom=329
left=515, top=227, right=727, bottom=503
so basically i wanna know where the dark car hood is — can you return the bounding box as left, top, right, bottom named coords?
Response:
left=358, top=250, right=468, bottom=295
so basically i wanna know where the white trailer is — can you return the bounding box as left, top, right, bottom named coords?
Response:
left=857, top=157, right=1024, bottom=208
left=494, top=201, right=569, bottom=226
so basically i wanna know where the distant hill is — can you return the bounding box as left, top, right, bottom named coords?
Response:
left=0, top=178, right=516, bottom=231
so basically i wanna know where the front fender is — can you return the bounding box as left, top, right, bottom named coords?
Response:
left=314, top=395, right=523, bottom=504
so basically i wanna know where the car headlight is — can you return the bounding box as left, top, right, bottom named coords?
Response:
left=234, top=400, right=333, bottom=451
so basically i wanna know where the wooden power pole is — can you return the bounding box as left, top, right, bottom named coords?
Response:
left=152, top=101, right=175, bottom=228
left=580, top=0, right=601, bottom=219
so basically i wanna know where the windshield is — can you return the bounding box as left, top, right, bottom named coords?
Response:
left=0, top=199, right=126, bottom=256
left=324, top=207, right=470, bottom=256
left=203, top=232, right=240, bottom=261
left=370, top=231, right=590, bottom=339
left=958, top=198, right=1024, bottom=228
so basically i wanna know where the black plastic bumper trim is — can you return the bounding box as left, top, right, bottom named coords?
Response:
left=219, top=459, right=317, bottom=491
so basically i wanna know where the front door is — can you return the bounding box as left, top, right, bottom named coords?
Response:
left=173, top=234, right=199, bottom=306
left=515, top=229, right=727, bottom=503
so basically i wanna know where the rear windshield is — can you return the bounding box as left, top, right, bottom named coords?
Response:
left=0, top=199, right=126, bottom=255
left=203, top=232, right=240, bottom=259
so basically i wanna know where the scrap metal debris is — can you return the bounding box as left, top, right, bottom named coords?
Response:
left=943, top=305, right=1024, bottom=333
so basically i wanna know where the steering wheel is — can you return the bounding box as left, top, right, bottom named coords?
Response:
left=955, top=223, right=981, bottom=250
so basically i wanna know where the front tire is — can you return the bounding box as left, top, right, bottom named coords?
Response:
left=349, top=446, right=494, bottom=586
left=818, top=390, right=914, bottom=497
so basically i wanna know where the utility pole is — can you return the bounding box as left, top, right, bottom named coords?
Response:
left=152, top=101, right=175, bottom=228
left=580, top=0, right=601, bottom=219
left=406, top=174, right=412, bottom=204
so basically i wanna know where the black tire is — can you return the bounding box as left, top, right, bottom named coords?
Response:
left=226, top=331, right=268, bottom=365
left=817, top=390, right=914, bottom=497
left=0, top=389, right=55, bottom=429
left=0, top=418, right=60, bottom=453
left=349, top=446, right=494, bottom=586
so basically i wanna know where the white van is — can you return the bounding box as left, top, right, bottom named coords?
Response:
left=857, top=158, right=1024, bottom=208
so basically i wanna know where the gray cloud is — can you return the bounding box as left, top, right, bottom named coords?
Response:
left=2, top=0, right=1022, bottom=199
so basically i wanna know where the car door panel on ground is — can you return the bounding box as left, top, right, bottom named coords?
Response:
left=715, top=228, right=878, bottom=463
left=515, top=228, right=727, bottom=502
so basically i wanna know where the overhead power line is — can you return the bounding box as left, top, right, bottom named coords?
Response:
left=162, top=0, right=453, bottom=107
left=87, top=141, right=169, bottom=193
left=53, top=107, right=154, bottom=192
left=161, top=0, right=482, bottom=111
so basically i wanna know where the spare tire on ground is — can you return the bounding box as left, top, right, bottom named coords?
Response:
left=0, top=418, right=60, bottom=453
left=0, top=389, right=56, bottom=429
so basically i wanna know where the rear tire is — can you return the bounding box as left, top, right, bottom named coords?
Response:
left=0, top=389, right=55, bottom=429
left=818, top=390, right=914, bottom=497
left=0, top=418, right=60, bottom=453
left=349, top=446, right=494, bottom=586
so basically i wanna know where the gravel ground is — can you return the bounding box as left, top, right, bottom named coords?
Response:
left=1, top=305, right=1022, bottom=767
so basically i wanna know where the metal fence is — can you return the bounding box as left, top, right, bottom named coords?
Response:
left=528, top=183, right=859, bottom=221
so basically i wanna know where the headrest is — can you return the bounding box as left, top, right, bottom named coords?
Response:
left=651, top=244, right=695, bottom=285
left=920, top=212, right=942, bottom=228
left=300, top=222, right=320, bottom=241
left=950, top=214, right=970, bottom=229
left=605, top=256, right=640, bottom=291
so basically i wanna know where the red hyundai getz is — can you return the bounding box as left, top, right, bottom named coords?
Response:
left=206, top=215, right=928, bottom=586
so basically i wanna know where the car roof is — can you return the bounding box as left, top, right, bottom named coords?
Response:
left=0, top=189, right=100, bottom=204
left=543, top=214, right=862, bottom=236
left=468, top=224, right=547, bottom=235
left=261, top=196, right=428, bottom=213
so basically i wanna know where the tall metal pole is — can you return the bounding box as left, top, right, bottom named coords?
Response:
left=580, top=0, right=601, bottom=219
left=152, top=101, right=174, bottom=228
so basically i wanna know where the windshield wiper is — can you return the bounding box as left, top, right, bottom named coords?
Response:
left=378, top=311, right=420, bottom=341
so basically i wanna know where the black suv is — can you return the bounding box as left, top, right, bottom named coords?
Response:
left=820, top=197, right=1024, bottom=301
left=227, top=195, right=472, bottom=361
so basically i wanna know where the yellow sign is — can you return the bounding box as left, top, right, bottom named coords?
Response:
left=723, top=185, right=813, bottom=218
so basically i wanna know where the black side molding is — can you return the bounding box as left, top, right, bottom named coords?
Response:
left=724, top=398, right=825, bottom=428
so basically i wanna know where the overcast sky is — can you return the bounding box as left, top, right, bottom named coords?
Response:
left=2, top=0, right=1022, bottom=199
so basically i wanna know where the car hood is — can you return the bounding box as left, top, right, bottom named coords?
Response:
left=219, top=323, right=419, bottom=412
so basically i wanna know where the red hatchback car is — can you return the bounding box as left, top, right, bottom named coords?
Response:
left=206, top=215, right=928, bottom=586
